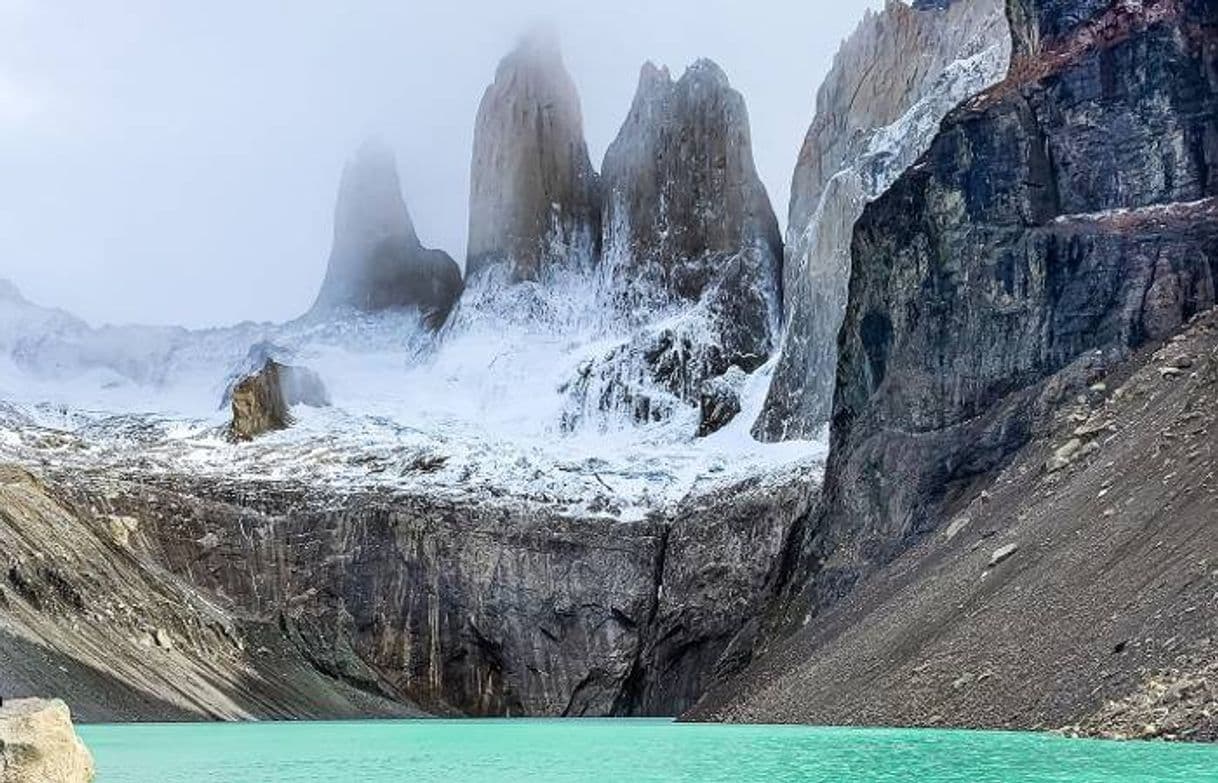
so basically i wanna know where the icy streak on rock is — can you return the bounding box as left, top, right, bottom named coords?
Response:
left=755, top=0, right=1012, bottom=440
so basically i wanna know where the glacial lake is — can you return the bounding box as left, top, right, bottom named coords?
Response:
left=78, top=719, right=1218, bottom=782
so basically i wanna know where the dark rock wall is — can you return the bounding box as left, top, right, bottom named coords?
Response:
left=787, top=0, right=1218, bottom=618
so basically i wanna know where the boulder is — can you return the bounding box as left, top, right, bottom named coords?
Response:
left=311, top=140, right=463, bottom=329
left=466, top=28, right=601, bottom=282
left=0, top=698, right=95, bottom=783
left=227, top=359, right=328, bottom=442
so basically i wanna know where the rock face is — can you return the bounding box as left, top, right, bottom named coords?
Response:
left=781, top=0, right=1218, bottom=638
left=99, top=470, right=810, bottom=717
left=466, top=29, right=601, bottom=282
left=228, top=359, right=329, bottom=441
left=562, top=61, right=782, bottom=432
left=0, top=699, right=94, bottom=783
left=601, top=61, right=781, bottom=315
left=312, top=141, right=463, bottom=329
left=755, top=0, right=1011, bottom=440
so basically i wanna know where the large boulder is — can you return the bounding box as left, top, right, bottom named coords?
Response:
left=227, top=359, right=329, bottom=442
left=755, top=0, right=1011, bottom=440
left=788, top=0, right=1218, bottom=617
left=0, top=698, right=95, bottom=783
left=466, top=28, right=601, bottom=282
left=311, top=140, right=463, bottom=329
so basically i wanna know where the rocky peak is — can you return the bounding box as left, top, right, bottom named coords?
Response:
left=311, top=140, right=463, bottom=329
left=600, top=58, right=781, bottom=306
left=754, top=0, right=1011, bottom=440
left=561, top=59, right=782, bottom=435
left=466, top=29, right=601, bottom=282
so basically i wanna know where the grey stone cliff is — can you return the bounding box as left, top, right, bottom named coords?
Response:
left=755, top=0, right=1011, bottom=440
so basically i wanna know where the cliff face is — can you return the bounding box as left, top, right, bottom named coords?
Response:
left=787, top=0, right=1218, bottom=630
left=466, top=30, right=601, bottom=282
left=562, top=62, right=782, bottom=435
left=311, top=141, right=463, bottom=329
left=755, top=0, right=1011, bottom=440
left=0, top=416, right=811, bottom=720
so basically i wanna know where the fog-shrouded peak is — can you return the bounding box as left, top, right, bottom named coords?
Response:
left=311, top=140, right=462, bottom=329
left=466, top=30, right=601, bottom=283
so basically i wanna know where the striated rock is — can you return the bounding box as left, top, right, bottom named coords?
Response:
left=312, top=140, right=463, bottom=329
left=83, top=468, right=812, bottom=718
left=0, top=698, right=94, bottom=783
left=788, top=0, right=1218, bottom=636
left=756, top=0, right=1011, bottom=440
left=227, top=359, right=328, bottom=442
left=466, top=28, right=601, bottom=282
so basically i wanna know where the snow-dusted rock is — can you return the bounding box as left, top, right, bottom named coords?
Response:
left=565, top=60, right=781, bottom=432
left=311, top=140, right=462, bottom=329
left=755, top=0, right=1011, bottom=440
left=466, top=28, right=601, bottom=282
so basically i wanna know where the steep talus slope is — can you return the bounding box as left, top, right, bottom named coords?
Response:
left=0, top=464, right=419, bottom=721
left=691, top=308, right=1218, bottom=736
left=311, top=141, right=462, bottom=328
left=466, top=29, right=601, bottom=282
left=756, top=0, right=1011, bottom=440
left=694, top=0, right=1218, bottom=731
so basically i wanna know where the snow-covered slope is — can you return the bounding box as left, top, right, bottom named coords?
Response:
left=0, top=277, right=821, bottom=521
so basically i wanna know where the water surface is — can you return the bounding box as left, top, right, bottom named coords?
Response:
left=79, top=719, right=1218, bottom=782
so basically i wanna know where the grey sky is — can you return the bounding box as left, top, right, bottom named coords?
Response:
left=0, top=0, right=882, bottom=328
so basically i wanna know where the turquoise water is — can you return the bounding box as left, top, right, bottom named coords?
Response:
left=79, top=719, right=1218, bottom=782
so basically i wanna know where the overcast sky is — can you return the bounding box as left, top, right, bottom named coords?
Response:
left=0, top=0, right=882, bottom=328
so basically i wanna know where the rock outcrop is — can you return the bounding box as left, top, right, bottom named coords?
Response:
left=466, top=29, right=601, bottom=282
left=0, top=699, right=94, bottom=783
left=228, top=359, right=328, bottom=441
left=312, top=141, right=463, bottom=329
left=562, top=61, right=782, bottom=433
left=755, top=0, right=1011, bottom=440
left=694, top=0, right=1218, bottom=727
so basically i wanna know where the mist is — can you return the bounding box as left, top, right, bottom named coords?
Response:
left=0, top=0, right=882, bottom=328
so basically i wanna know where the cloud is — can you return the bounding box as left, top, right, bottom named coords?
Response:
left=0, top=71, right=44, bottom=127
